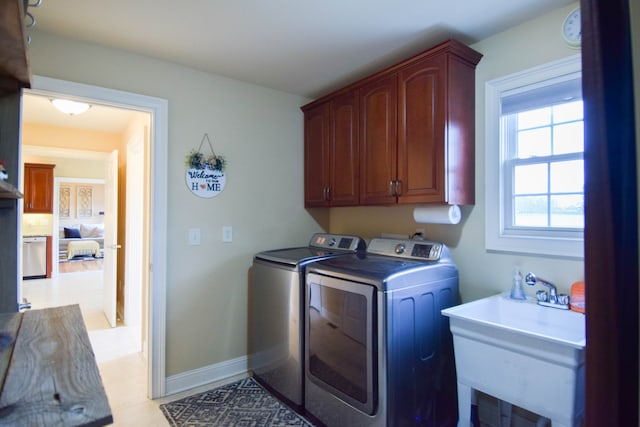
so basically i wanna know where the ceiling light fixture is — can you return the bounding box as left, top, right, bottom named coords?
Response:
left=51, top=99, right=92, bottom=115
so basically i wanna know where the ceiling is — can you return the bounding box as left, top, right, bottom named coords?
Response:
left=22, top=94, right=147, bottom=134
left=22, top=0, right=575, bottom=132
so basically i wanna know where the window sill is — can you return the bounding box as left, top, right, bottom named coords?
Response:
left=485, top=232, right=584, bottom=259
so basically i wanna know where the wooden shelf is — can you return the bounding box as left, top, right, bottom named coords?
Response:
left=0, top=0, right=31, bottom=94
left=0, top=180, right=23, bottom=199
left=0, top=306, right=113, bottom=426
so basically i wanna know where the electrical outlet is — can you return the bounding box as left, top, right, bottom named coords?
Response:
left=222, top=226, right=233, bottom=243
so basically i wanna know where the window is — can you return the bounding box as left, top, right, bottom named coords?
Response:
left=485, top=55, right=584, bottom=258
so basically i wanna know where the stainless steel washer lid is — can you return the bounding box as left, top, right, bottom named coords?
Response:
left=255, top=247, right=344, bottom=266
left=254, top=233, right=366, bottom=267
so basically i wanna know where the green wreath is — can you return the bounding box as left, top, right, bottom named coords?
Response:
left=185, top=149, right=226, bottom=173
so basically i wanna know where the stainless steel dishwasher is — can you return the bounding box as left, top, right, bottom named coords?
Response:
left=23, top=236, right=47, bottom=279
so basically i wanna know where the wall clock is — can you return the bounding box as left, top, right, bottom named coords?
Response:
left=562, top=7, right=581, bottom=48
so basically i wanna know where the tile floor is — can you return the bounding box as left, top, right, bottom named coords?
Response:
left=21, top=270, right=171, bottom=426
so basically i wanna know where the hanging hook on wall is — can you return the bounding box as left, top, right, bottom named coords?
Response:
left=23, top=0, right=43, bottom=45
left=185, top=133, right=227, bottom=173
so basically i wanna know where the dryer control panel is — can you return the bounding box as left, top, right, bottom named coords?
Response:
left=367, top=238, right=444, bottom=261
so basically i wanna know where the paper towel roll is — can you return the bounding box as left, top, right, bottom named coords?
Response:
left=413, top=205, right=461, bottom=224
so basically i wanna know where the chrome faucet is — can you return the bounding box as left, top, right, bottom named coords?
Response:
left=524, top=273, right=570, bottom=310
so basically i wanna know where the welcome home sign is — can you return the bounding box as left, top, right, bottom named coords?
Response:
left=185, top=134, right=227, bottom=198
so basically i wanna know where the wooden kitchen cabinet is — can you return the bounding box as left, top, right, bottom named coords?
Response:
left=304, top=90, right=359, bottom=207
left=46, top=236, right=52, bottom=278
left=362, top=40, right=482, bottom=205
left=397, top=46, right=479, bottom=205
left=303, top=39, right=482, bottom=207
left=359, top=74, right=397, bottom=205
left=24, top=163, right=55, bottom=213
left=304, top=102, right=330, bottom=206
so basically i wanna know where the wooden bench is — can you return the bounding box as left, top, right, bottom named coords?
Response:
left=0, top=305, right=112, bottom=426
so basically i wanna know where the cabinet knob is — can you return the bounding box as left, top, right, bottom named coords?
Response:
left=389, top=180, right=395, bottom=196
left=395, top=180, right=402, bottom=196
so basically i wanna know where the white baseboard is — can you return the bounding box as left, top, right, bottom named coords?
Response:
left=164, top=355, right=248, bottom=396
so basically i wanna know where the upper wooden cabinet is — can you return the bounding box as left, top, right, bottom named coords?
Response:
left=304, top=103, right=330, bottom=206
left=304, top=90, right=359, bottom=207
left=359, top=74, right=397, bottom=205
left=302, top=39, right=482, bottom=207
left=0, top=0, right=31, bottom=94
left=396, top=45, right=479, bottom=205
left=24, top=163, right=55, bottom=213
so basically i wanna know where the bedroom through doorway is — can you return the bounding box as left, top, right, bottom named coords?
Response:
left=20, top=90, right=152, bottom=393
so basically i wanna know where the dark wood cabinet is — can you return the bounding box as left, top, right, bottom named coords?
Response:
left=0, top=0, right=30, bottom=95
left=304, top=90, right=359, bottom=207
left=24, top=163, right=55, bottom=213
left=396, top=48, right=479, bottom=205
left=303, top=39, right=482, bottom=207
left=396, top=54, right=445, bottom=204
left=0, top=92, right=23, bottom=313
left=0, top=0, right=31, bottom=313
left=329, top=91, right=359, bottom=206
left=304, top=103, right=330, bottom=207
left=46, top=236, right=52, bottom=279
left=359, top=74, right=397, bottom=205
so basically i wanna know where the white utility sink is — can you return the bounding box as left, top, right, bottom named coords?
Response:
left=442, top=293, right=585, bottom=427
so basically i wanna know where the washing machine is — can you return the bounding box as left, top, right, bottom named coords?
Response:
left=304, top=237, right=460, bottom=427
left=249, top=233, right=366, bottom=413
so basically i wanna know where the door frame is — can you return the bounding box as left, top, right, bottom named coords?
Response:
left=27, top=75, right=169, bottom=398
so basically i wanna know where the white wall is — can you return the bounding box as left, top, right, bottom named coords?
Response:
left=459, top=2, right=584, bottom=300
left=27, top=30, right=324, bottom=377
left=24, top=155, right=105, bottom=179
left=330, top=3, right=584, bottom=302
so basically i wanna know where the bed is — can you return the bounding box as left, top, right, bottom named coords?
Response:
left=66, top=240, right=101, bottom=260
left=59, top=224, right=104, bottom=259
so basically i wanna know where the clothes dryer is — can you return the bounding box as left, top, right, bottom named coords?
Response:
left=304, top=238, right=459, bottom=427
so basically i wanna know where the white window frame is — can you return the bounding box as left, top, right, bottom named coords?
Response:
left=485, top=54, right=584, bottom=259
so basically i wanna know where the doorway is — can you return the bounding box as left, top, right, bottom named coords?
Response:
left=22, top=75, right=169, bottom=399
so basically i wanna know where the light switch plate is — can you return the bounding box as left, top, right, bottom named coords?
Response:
left=188, top=228, right=201, bottom=245
left=222, top=226, right=233, bottom=243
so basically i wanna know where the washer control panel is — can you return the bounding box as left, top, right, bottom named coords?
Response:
left=309, top=233, right=366, bottom=252
left=368, top=238, right=443, bottom=261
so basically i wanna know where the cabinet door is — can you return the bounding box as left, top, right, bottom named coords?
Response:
left=24, top=164, right=55, bottom=213
left=397, top=55, right=446, bottom=204
left=359, top=74, right=397, bottom=205
left=330, top=91, right=359, bottom=206
left=304, top=103, right=330, bottom=207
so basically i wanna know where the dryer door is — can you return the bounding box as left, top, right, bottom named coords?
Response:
left=306, top=272, right=377, bottom=415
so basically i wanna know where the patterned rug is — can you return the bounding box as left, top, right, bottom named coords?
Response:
left=160, top=377, right=314, bottom=426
